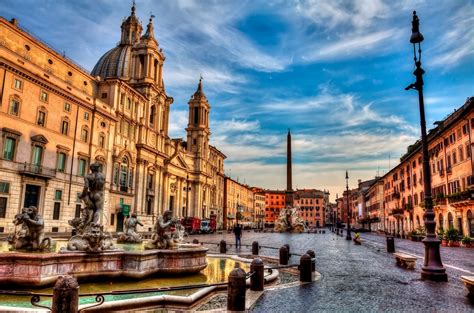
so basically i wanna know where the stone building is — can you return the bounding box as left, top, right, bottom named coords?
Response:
left=264, top=190, right=286, bottom=226
left=252, top=187, right=266, bottom=229
left=223, top=177, right=254, bottom=229
left=0, top=5, right=225, bottom=234
left=293, top=189, right=327, bottom=228
left=384, top=97, right=474, bottom=237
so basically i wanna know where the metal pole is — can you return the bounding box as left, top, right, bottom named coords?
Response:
left=346, top=170, right=351, bottom=240
left=406, top=11, right=446, bottom=282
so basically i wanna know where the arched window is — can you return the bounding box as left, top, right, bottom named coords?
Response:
left=9, top=96, right=21, bottom=116
left=81, top=126, right=89, bottom=142
left=36, top=107, right=47, bottom=127
left=468, top=210, right=473, bottom=237
left=119, top=157, right=129, bottom=192
left=61, top=118, right=70, bottom=135
left=438, top=213, right=444, bottom=230
left=448, top=212, right=454, bottom=228
left=98, top=133, right=106, bottom=148
left=149, top=105, right=156, bottom=125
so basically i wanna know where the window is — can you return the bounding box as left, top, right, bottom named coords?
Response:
left=40, top=90, right=48, bottom=102
left=57, top=152, right=66, bottom=172
left=55, top=190, right=62, bottom=200
left=459, top=146, right=464, bottom=162
left=126, top=98, right=131, bottom=110
left=9, top=98, right=20, bottom=116
left=36, top=110, right=46, bottom=127
left=61, top=119, right=69, bottom=135
left=120, top=93, right=125, bottom=106
left=53, top=202, right=60, bottom=220
left=147, top=172, right=154, bottom=190
left=149, top=105, right=156, bottom=125
left=78, top=158, right=87, bottom=177
left=64, top=102, right=71, bottom=112
left=453, top=151, right=457, bottom=164
left=81, top=127, right=89, bottom=142
left=110, top=213, right=115, bottom=225
left=0, top=182, right=10, bottom=194
left=32, top=145, right=43, bottom=166
left=467, top=142, right=472, bottom=159
left=0, top=197, right=6, bottom=218
left=75, top=204, right=81, bottom=218
left=84, top=112, right=90, bottom=120
left=3, top=137, right=16, bottom=160
left=13, top=78, right=23, bottom=91
left=101, top=92, right=107, bottom=99
left=98, top=133, right=105, bottom=148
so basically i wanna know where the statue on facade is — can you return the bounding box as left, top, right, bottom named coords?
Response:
left=145, top=210, right=182, bottom=249
left=274, top=206, right=306, bottom=233
left=8, top=206, right=52, bottom=251
left=117, top=213, right=143, bottom=243
left=65, top=163, right=115, bottom=252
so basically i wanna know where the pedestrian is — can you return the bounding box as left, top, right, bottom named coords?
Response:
left=233, top=223, right=242, bottom=248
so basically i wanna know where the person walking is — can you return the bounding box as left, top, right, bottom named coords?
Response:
left=233, top=223, right=242, bottom=248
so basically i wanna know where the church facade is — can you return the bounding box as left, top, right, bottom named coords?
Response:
left=0, top=5, right=225, bottom=234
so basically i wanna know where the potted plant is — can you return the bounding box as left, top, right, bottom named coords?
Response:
left=416, top=226, right=426, bottom=241
left=446, top=227, right=460, bottom=247
left=353, top=232, right=361, bottom=245
left=437, top=229, right=445, bottom=245
left=409, top=230, right=418, bottom=241
left=441, top=231, right=448, bottom=246
left=461, top=236, right=472, bottom=248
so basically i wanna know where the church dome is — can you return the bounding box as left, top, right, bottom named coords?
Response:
left=91, top=44, right=132, bottom=79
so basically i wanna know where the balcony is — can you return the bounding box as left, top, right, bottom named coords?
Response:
left=18, top=162, right=56, bottom=179
left=391, top=208, right=404, bottom=216
left=392, top=192, right=401, bottom=199
left=447, top=190, right=474, bottom=206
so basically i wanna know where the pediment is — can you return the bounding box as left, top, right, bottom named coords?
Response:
left=31, top=134, right=48, bottom=144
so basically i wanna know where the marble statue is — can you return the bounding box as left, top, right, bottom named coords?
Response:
left=274, top=206, right=306, bottom=233
left=65, top=163, right=115, bottom=252
left=145, top=210, right=182, bottom=249
left=9, top=206, right=52, bottom=251
left=117, top=213, right=143, bottom=243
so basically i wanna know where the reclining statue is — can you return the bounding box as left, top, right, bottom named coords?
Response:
left=117, top=213, right=143, bottom=243
left=9, top=206, right=51, bottom=251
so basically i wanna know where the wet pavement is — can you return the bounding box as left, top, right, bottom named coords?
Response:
left=188, top=229, right=473, bottom=312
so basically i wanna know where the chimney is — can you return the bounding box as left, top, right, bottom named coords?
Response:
left=10, top=18, right=18, bottom=26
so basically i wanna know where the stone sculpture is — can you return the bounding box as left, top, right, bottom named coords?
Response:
left=9, top=206, right=52, bottom=251
left=145, top=210, right=182, bottom=249
left=274, top=206, right=306, bottom=233
left=117, top=213, right=144, bottom=243
left=65, top=163, right=114, bottom=252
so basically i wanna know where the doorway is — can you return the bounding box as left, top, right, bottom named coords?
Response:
left=116, top=212, right=124, bottom=232
left=24, top=184, right=40, bottom=208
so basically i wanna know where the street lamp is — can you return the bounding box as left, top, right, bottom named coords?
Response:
left=346, top=170, right=352, bottom=240
left=405, top=11, right=447, bottom=282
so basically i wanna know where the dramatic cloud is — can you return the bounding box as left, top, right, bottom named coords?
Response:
left=3, top=0, right=473, bottom=200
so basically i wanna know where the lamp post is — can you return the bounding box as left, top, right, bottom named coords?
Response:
left=405, top=11, right=447, bottom=281
left=346, top=170, right=351, bottom=240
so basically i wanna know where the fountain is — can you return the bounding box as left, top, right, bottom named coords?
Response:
left=0, top=163, right=207, bottom=286
left=274, top=206, right=306, bottom=233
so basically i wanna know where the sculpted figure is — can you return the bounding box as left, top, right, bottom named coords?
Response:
left=10, top=206, right=51, bottom=251
left=274, top=206, right=306, bottom=233
left=145, top=210, right=180, bottom=249
left=117, top=213, right=143, bottom=243
left=80, top=163, right=105, bottom=225
left=66, top=222, right=114, bottom=252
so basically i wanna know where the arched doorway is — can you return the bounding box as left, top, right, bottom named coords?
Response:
left=467, top=210, right=473, bottom=237
left=438, top=213, right=444, bottom=231
left=448, top=212, right=454, bottom=229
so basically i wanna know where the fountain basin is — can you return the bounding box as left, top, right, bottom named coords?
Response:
left=0, top=245, right=208, bottom=286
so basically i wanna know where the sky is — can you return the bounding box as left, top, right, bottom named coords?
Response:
left=2, top=0, right=473, bottom=201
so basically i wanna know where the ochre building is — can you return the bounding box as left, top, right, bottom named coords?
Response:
left=0, top=5, right=225, bottom=234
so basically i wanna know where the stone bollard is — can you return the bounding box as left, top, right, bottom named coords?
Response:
left=227, top=264, right=246, bottom=312
left=306, top=250, right=316, bottom=272
left=386, top=235, right=395, bottom=253
left=220, top=240, right=227, bottom=253
left=283, top=244, right=290, bottom=261
left=193, top=239, right=199, bottom=244
left=279, top=246, right=289, bottom=265
left=299, top=254, right=312, bottom=283
left=52, top=275, right=79, bottom=313
left=252, top=241, right=259, bottom=255
left=250, top=258, right=264, bottom=291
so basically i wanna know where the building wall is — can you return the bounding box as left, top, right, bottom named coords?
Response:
left=223, top=177, right=254, bottom=229
left=294, top=189, right=326, bottom=228
left=264, top=190, right=286, bottom=225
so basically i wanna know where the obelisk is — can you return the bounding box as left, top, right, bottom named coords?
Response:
left=285, top=130, right=294, bottom=206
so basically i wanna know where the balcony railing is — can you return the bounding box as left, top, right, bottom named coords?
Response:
left=447, top=191, right=473, bottom=204
left=19, top=163, right=56, bottom=178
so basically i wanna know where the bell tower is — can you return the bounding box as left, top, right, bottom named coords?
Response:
left=186, top=78, right=211, bottom=161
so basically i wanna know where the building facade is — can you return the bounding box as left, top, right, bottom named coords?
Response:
left=0, top=5, right=225, bottom=234
left=294, top=189, right=326, bottom=228
left=223, top=177, right=255, bottom=229
left=264, top=190, right=286, bottom=226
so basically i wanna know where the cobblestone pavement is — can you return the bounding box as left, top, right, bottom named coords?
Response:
left=188, top=229, right=473, bottom=312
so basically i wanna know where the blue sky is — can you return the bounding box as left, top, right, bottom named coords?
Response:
left=2, top=0, right=473, bottom=200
